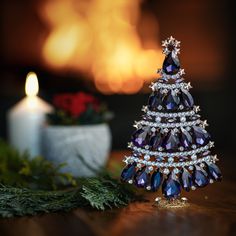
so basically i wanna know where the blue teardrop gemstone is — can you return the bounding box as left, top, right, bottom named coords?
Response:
left=164, top=91, right=180, bottom=110
left=120, top=163, right=136, bottom=182
left=207, top=163, right=222, bottom=181
left=162, top=131, right=179, bottom=152
left=193, top=126, right=210, bottom=146
left=162, top=52, right=180, bottom=75
left=193, top=166, right=209, bottom=187
left=149, top=132, right=162, bottom=150
left=162, top=173, right=181, bottom=199
left=134, top=168, right=150, bottom=188
left=180, top=169, right=193, bottom=192
left=148, top=92, right=162, bottom=111
left=180, top=128, right=193, bottom=148
left=181, top=89, right=194, bottom=108
left=151, top=170, right=163, bottom=191
left=131, top=127, right=150, bottom=147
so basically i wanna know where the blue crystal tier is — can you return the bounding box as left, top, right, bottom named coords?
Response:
left=121, top=36, right=222, bottom=200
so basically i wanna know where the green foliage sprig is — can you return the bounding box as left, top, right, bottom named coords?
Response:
left=0, top=174, right=135, bottom=218
left=0, top=141, right=76, bottom=190
left=0, top=141, right=137, bottom=218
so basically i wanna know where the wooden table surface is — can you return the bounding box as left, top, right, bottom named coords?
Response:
left=0, top=151, right=235, bottom=236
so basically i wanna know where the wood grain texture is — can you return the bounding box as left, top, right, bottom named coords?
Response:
left=0, top=151, right=235, bottom=236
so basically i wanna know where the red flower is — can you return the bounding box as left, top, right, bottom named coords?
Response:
left=53, top=92, right=100, bottom=117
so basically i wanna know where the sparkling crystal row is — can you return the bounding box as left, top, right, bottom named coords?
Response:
left=121, top=36, right=222, bottom=200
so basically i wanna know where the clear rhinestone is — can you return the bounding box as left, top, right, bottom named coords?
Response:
left=146, top=186, right=151, bottom=191
left=209, top=142, right=214, bottom=147
left=127, top=142, right=133, bottom=148
left=181, top=197, right=188, bottom=202
left=212, top=155, right=218, bottom=162
left=151, top=127, right=156, bottom=132
left=158, top=147, right=163, bottom=151
left=173, top=163, right=178, bottom=167
left=163, top=168, right=170, bottom=175
left=180, top=117, right=186, bottom=122
left=168, top=157, right=174, bottom=163
left=137, top=163, right=142, bottom=168
left=179, top=105, right=184, bottom=110
left=200, top=163, right=205, bottom=168
left=148, top=166, right=154, bottom=172
left=191, top=186, right=196, bottom=190
left=163, top=128, right=169, bottom=133
left=145, top=145, right=149, bottom=150
left=188, top=165, right=194, bottom=171
left=144, top=154, right=150, bottom=160
left=173, top=168, right=179, bottom=174
left=173, top=128, right=179, bottom=133
left=157, top=105, right=162, bottom=110
left=128, top=179, right=133, bottom=184
left=186, top=126, right=191, bottom=131
left=155, top=117, right=161, bottom=122
left=155, top=197, right=162, bottom=202
left=128, top=158, right=134, bottom=163
left=142, top=106, right=148, bottom=112
left=191, top=154, right=197, bottom=160
left=162, top=89, right=168, bottom=94
left=209, top=179, right=214, bottom=184
left=179, top=146, right=184, bottom=151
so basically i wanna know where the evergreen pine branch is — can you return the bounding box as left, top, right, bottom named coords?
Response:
left=0, top=140, right=140, bottom=218
left=81, top=175, right=135, bottom=210
left=0, top=140, right=76, bottom=190
left=0, top=176, right=136, bottom=218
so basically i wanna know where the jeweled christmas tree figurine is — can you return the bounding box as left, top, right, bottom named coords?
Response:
left=120, top=36, right=222, bottom=202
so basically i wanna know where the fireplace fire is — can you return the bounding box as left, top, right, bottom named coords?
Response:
left=40, top=0, right=163, bottom=94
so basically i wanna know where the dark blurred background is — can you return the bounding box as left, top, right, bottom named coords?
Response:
left=0, top=0, right=235, bottom=156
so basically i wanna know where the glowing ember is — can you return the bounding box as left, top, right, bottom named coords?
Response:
left=40, top=0, right=163, bottom=94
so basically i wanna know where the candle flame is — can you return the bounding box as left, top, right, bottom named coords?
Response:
left=25, top=72, right=39, bottom=96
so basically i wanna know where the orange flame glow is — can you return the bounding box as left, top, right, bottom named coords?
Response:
left=40, top=0, right=163, bottom=94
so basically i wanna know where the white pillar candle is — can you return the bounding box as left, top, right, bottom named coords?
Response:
left=7, top=72, right=53, bottom=158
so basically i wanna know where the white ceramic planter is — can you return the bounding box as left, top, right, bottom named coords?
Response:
left=42, top=124, right=111, bottom=177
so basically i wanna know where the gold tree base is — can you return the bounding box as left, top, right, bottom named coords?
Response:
left=153, top=197, right=190, bottom=209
